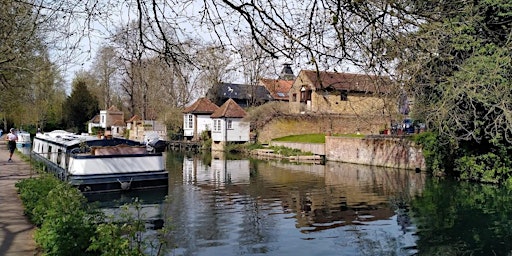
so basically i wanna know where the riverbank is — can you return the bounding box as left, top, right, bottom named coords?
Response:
left=0, top=140, right=38, bottom=255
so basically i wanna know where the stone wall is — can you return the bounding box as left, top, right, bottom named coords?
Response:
left=269, top=136, right=426, bottom=170
left=325, top=136, right=425, bottom=170
left=257, top=114, right=388, bottom=143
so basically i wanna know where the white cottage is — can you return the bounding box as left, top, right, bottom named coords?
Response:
left=210, top=98, right=250, bottom=151
left=182, top=97, right=219, bottom=141
left=88, top=106, right=125, bottom=136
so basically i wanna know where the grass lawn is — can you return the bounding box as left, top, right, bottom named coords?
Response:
left=272, top=133, right=365, bottom=143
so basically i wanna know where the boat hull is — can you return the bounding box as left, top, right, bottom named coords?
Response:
left=32, top=152, right=168, bottom=193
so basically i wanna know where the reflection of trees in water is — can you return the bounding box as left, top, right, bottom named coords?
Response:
left=412, top=179, right=512, bottom=255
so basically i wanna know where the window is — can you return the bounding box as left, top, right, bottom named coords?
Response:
left=227, top=120, right=232, bottom=129
left=340, top=90, right=348, bottom=101
left=186, top=114, right=193, bottom=129
left=57, top=149, right=62, bottom=165
left=214, top=120, right=221, bottom=132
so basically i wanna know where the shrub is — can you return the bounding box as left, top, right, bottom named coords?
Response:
left=34, top=183, right=101, bottom=256
left=15, top=174, right=62, bottom=226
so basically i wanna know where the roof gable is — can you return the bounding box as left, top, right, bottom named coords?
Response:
left=107, top=106, right=121, bottom=112
left=183, top=97, right=220, bottom=114
left=297, top=70, right=391, bottom=94
left=127, top=115, right=142, bottom=122
left=211, top=98, right=247, bottom=118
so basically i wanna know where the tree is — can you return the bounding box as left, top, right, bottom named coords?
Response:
left=63, top=75, right=99, bottom=133
left=91, top=45, right=118, bottom=110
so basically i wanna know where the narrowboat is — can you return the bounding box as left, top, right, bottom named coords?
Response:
left=31, top=130, right=168, bottom=193
left=16, top=130, right=32, bottom=149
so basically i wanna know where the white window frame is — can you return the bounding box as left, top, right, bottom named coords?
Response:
left=186, top=114, right=193, bottom=129
left=214, top=119, right=221, bottom=132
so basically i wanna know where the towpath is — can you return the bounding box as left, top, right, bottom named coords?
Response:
left=0, top=140, right=38, bottom=255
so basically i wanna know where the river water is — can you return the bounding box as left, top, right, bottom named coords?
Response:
left=90, top=151, right=512, bottom=256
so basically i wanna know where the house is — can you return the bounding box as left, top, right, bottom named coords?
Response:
left=182, top=97, right=220, bottom=141
left=87, top=106, right=125, bottom=136
left=206, top=82, right=273, bottom=108
left=210, top=98, right=250, bottom=151
left=288, top=70, right=395, bottom=116
left=126, top=114, right=167, bottom=142
left=259, top=63, right=295, bottom=101
left=259, top=78, right=294, bottom=102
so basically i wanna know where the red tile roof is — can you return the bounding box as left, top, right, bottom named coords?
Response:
left=210, top=98, right=247, bottom=118
left=107, top=106, right=121, bottom=112
left=259, top=78, right=293, bottom=101
left=183, top=97, right=220, bottom=114
left=127, top=115, right=141, bottom=122
left=299, top=70, right=392, bottom=94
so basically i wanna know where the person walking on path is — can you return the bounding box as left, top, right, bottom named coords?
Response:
left=0, top=139, right=37, bottom=255
left=5, top=128, right=18, bottom=162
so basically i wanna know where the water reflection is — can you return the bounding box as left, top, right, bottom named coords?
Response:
left=166, top=152, right=425, bottom=256
left=412, top=179, right=512, bottom=256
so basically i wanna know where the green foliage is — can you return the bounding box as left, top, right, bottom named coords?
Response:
left=411, top=178, right=512, bottom=254
left=272, top=134, right=326, bottom=143
left=412, top=132, right=453, bottom=176
left=223, top=142, right=247, bottom=153
left=34, top=183, right=100, bottom=256
left=401, top=1, right=512, bottom=183
left=16, top=173, right=172, bottom=255
left=62, top=77, right=99, bottom=133
left=268, top=145, right=313, bottom=157
left=15, top=174, right=62, bottom=226
left=88, top=198, right=172, bottom=256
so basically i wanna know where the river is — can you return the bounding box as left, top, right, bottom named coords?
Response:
left=89, top=151, right=512, bottom=255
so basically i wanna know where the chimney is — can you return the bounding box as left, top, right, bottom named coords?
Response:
left=279, top=63, right=295, bottom=81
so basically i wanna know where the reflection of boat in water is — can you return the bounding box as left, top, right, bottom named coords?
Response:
left=86, top=187, right=169, bottom=230
left=31, top=130, right=168, bottom=193
left=16, top=130, right=32, bottom=153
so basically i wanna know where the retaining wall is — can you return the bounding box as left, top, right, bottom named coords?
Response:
left=270, top=136, right=426, bottom=170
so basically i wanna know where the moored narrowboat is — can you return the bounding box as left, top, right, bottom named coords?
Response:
left=31, top=130, right=168, bottom=193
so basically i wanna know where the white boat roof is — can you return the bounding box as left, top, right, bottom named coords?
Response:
left=35, top=130, right=100, bottom=147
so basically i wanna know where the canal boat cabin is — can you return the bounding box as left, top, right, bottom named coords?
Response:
left=31, top=130, right=168, bottom=193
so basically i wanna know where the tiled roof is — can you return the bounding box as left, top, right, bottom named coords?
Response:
left=89, top=114, right=100, bottom=123
left=183, top=97, right=219, bottom=114
left=299, top=70, right=391, bottom=94
left=127, top=115, right=141, bottom=122
left=112, top=119, right=126, bottom=126
left=210, top=98, right=247, bottom=118
left=107, top=106, right=121, bottom=112
left=259, top=78, right=293, bottom=101
left=208, top=83, right=273, bottom=101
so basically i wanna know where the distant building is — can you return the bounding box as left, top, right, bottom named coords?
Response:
left=88, top=106, right=125, bottom=136
left=206, top=82, right=273, bottom=108
left=182, top=97, right=220, bottom=141
left=126, top=114, right=167, bottom=142
left=211, top=98, right=250, bottom=151
left=288, top=70, right=394, bottom=115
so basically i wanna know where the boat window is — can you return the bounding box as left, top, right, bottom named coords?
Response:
left=48, top=146, right=52, bottom=159
left=57, top=149, right=62, bottom=165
